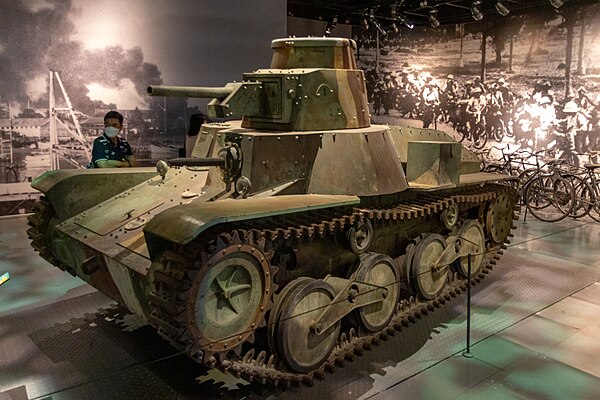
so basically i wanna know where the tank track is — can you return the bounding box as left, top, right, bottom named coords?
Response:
left=149, top=183, right=518, bottom=386
left=221, top=244, right=505, bottom=386
left=27, top=196, right=76, bottom=276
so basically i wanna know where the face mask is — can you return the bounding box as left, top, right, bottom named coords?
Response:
left=104, top=126, right=119, bottom=138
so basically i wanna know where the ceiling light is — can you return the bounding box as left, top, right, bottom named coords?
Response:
left=471, top=1, right=484, bottom=21
left=391, top=22, right=399, bottom=33
left=496, top=1, right=510, bottom=16
left=429, top=8, right=440, bottom=28
left=549, top=0, right=564, bottom=8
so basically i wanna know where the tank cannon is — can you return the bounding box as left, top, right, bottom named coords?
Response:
left=28, top=37, right=518, bottom=386
left=148, top=83, right=263, bottom=119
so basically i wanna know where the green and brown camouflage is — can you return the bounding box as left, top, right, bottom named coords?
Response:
left=28, top=37, right=517, bottom=383
left=147, top=38, right=370, bottom=130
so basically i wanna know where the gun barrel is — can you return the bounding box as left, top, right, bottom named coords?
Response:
left=147, top=85, right=233, bottom=99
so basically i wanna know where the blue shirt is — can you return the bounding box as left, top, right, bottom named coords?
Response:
left=90, top=134, right=133, bottom=167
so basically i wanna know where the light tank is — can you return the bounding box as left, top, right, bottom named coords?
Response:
left=28, top=38, right=517, bottom=385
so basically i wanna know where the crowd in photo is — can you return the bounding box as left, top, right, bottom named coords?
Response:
left=364, top=66, right=600, bottom=165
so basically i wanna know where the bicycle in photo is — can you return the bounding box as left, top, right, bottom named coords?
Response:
left=522, top=151, right=576, bottom=223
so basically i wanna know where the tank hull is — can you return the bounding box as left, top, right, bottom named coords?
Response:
left=28, top=37, right=519, bottom=385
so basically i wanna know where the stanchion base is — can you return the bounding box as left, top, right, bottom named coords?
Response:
left=462, top=351, right=474, bottom=359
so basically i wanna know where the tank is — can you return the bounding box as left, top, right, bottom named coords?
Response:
left=28, top=38, right=518, bottom=385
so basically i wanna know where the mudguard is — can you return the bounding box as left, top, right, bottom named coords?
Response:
left=143, top=194, right=360, bottom=257
left=32, top=168, right=158, bottom=221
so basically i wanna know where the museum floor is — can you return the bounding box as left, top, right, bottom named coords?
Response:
left=1, top=213, right=599, bottom=400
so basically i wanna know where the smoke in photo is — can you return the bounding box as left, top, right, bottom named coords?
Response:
left=0, top=0, right=285, bottom=214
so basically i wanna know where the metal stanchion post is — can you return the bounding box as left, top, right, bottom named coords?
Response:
left=462, top=253, right=473, bottom=358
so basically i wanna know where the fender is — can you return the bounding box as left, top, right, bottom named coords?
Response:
left=32, top=168, right=157, bottom=220
left=143, top=194, right=360, bottom=259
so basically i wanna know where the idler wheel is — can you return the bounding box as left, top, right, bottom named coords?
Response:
left=187, top=244, right=271, bottom=358
left=455, top=220, right=485, bottom=278
left=485, top=192, right=514, bottom=243
left=440, top=203, right=459, bottom=230
left=353, top=253, right=401, bottom=332
left=347, top=219, right=373, bottom=254
left=276, top=278, right=339, bottom=373
left=411, top=234, right=448, bottom=300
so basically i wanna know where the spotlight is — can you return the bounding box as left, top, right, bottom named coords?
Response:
left=398, top=14, right=414, bottom=29
left=549, top=0, right=564, bottom=8
left=471, top=1, right=483, bottom=21
left=391, top=22, right=399, bottom=34
left=429, top=8, right=440, bottom=28
left=495, top=1, right=510, bottom=16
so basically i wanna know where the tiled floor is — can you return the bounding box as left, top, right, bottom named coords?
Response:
left=1, top=214, right=599, bottom=400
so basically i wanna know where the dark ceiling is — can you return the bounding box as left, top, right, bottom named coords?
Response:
left=288, top=0, right=600, bottom=28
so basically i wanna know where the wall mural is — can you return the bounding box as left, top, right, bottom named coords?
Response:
left=0, top=0, right=285, bottom=215
left=355, top=3, right=600, bottom=168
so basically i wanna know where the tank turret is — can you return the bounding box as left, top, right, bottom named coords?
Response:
left=148, top=38, right=370, bottom=131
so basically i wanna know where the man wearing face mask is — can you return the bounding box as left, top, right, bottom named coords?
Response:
left=89, top=111, right=137, bottom=168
